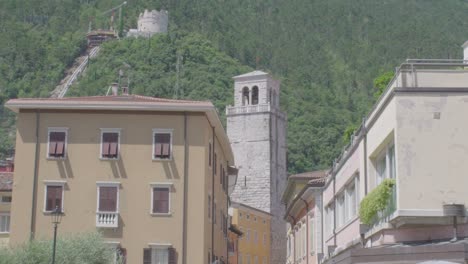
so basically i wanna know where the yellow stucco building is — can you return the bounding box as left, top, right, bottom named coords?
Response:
left=5, top=94, right=238, bottom=264
left=230, top=202, right=271, bottom=264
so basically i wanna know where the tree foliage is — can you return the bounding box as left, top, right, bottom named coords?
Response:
left=0, top=232, right=120, bottom=264
left=373, top=71, right=394, bottom=99
left=1, top=0, right=468, bottom=173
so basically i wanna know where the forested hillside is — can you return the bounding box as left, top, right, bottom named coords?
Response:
left=1, top=0, right=468, bottom=173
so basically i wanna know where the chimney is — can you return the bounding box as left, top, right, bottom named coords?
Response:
left=122, top=86, right=129, bottom=95
left=463, top=41, right=468, bottom=62
left=111, top=83, right=119, bottom=96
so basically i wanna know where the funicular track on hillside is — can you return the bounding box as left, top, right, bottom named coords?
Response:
left=50, top=46, right=101, bottom=98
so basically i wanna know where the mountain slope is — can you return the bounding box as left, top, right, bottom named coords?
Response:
left=1, top=0, right=468, bottom=173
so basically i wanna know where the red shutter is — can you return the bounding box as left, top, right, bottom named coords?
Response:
left=99, top=186, right=117, bottom=212
left=209, top=143, right=212, bottom=166
left=168, top=247, right=177, bottom=264
left=143, top=248, right=151, bottom=264
left=102, top=133, right=118, bottom=158
left=153, top=188, right=169, bottom=213
left=155, top=133, right=171, bottom=158
left=49, top=141, right=57, bottom=156
left=56, top=142, right=65, bottom=155
left=109, top=142, right=118, bottom=156
left=46, top=186, right=62, bottom=211
left=49, top=132, right=66, bottom=157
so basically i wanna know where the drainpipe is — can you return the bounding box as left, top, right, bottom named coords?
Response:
left=182, top=113, right=188, bottom=264
left=333, top=175, right=337, bottom=246
left=211, top=127, right=215, bottom=261
left=320, top=191, right=324, bottom=264
left=299, top=197, right=309, bottom=264
left=30, top=110, right=40, bottom=241
left=363, top=118, right=369, bottom=195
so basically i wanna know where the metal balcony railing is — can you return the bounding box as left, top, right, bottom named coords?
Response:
left=96, top=212, right=118, bottom=228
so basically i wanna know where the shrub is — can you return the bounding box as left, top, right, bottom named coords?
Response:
left=359, top=178, right=396, bottom=225
left=0, top=232, right=120, bottom=264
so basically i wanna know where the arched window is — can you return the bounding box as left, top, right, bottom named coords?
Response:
left=242, top=87, right=249, bottom=105
left=252, top=86, right=259, bottom=105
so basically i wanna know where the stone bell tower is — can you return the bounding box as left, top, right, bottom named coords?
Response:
left=227, top=70, right=287, bottom=264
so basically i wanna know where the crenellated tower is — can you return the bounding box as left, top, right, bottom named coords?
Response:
left=227, top=70, right=287, bottom=264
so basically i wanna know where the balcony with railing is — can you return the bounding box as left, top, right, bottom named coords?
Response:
left=226, top=104, right=286, bottom=119
left=96, top=212, right=119, bottom=228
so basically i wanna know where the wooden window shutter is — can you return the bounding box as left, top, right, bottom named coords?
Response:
left=102, top=132, right=118, bottom=158
left=154, top=133, right=171, bottom=159
left=168, top=247, right=177, bottom=264
left=143, top=248, right=151, bottom=264
left=46, top=186, right=62, bottom=211
left=153, top=187, right=169, bottom=213
left=99, top=186, right=117, bottom=212
left=49, top=132, right=66, bottom=157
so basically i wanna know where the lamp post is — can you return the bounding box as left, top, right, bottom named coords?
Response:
left=51, top=206, right=63, bottom=264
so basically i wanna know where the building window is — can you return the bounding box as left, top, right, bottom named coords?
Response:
left=246, top=254, right=250, bottom=264
left=254, top=255, right=258, bottom=264
left=254, top=216, right=257, bottom=222
left=262, top=256, right=266, bottom=264
left=252, top=86, right=259, bottom=105
left=246, top=229, right=250, bottom=241
left=263, top=232, right=266, bottom=246
left=242, top=87, right=250, bottom=106
left=44, top=183, right=64, bottom=212
left=0, top=195, right=11, bottom=203
left=208, top=195, right=211, bottom=219
left=325, top=203, right=334, bottom=237
left=336, top=194, right=345, bottom=228
left=214, top=153, right=217, bottom=175
left=101, top=130, right=120, bottom=159
left=208, top=142, right=212, bottom=167
left=48, top=129, right=67, bottom=158
left=309, top=217, right=314, bottom=254
left=239, top=253, right=243, bottom=264
left=239, top=212, right=242, bottom=219
left=246, top=214, right=250, bottom=220
left=143, top=247, right=176, bottom=264
left=153, top=129, right=173, bottom=160
left=375, top=144, right=396, bottom=185
left=0, top=214, right=10, bottom=233
left=151, top=185, right=171, bottom=215
left=97, top=185, right=119, bottom=212
left=254, top=230, right=258, bottom=244
left=213, top=203, right=217, bottom=224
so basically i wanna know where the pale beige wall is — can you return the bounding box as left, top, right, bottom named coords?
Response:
left=11, top=110, right=230, bottom=263
left=366, top=99, right=397, bottom=191
left=396, top=94, right=468, bottom=211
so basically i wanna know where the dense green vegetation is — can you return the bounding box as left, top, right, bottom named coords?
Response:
left=2, top=0, right=468, bottom=173
left=0, top=232, right=120, bottom=264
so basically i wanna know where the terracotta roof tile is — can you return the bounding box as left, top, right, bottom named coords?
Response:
left=0, top=172, right=13, bottom=191
left=8, top=95, right=210, bottom=104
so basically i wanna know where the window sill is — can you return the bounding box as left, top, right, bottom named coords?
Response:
left=335, top=215, right=359, bottom=235
left=0, top=232, right=10, bottom=234
left=151, top=212, right=172, bottom=217
left=43, top=210, right=65, bottom=215
left=152, top=157, right=172, bottom=162
left=100, top=157, right=120, bottom=161
left=46, top=156, right=67, bottom=160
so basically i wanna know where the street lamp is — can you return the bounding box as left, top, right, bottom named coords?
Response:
left=51, top=206, right=63, bottom=264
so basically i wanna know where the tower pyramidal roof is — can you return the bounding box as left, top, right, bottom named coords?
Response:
left=233, top=70, right=269, bottom=79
